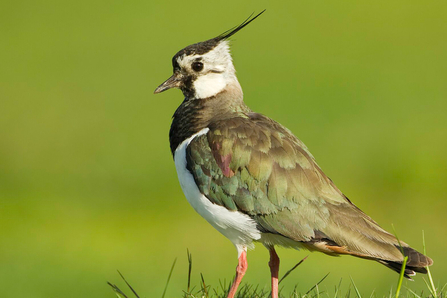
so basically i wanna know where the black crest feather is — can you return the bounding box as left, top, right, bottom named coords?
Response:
left=215, top=10, right=266, bottom=41
left=172, top=10, right=265, bottom=68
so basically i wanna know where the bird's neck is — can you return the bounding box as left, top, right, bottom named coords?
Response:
left=169, top=82, right=250, bottom=155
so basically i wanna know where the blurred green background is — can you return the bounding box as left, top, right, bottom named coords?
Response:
left=1, top=0, right=446, bottom=297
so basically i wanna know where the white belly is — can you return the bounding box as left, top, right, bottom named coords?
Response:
left=174, top=128, right=261, bottom=256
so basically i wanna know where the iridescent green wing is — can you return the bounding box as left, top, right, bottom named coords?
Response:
left=187, top=114, right=340, bottom=239
left=186, top=113, right=407, bottom=261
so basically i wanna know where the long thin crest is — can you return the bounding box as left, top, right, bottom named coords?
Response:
left=215, top=10, right=266, bottom=41
left=169, top=10, right=266, bottom=71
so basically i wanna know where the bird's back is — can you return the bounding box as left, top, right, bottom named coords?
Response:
left=185, top=111, right=433, bottom=278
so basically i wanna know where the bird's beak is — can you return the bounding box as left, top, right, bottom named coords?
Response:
left=154, top=72, right=182, bottom=94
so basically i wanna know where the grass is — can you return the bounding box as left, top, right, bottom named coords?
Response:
left=423, top=231, right=438, bottom=298
left=108, top=248, right=444, bottom=298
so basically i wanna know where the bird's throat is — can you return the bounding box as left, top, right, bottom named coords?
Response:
left=169, top=84, right=249, bottom=156
left=192, top=73, right=227, bottom=99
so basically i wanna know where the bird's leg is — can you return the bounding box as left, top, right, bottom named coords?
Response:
left=269, top=247, right=280, bottom=298
left=227, top=250, right=248, bottom=298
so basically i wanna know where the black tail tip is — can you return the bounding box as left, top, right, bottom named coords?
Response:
left=378, top=246, right=433, bottom=279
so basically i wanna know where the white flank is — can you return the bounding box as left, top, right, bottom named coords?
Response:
left=174, top=128, right=261, bottom=257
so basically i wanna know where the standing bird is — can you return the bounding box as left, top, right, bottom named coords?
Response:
left=154, top=11, right=433, bottom=298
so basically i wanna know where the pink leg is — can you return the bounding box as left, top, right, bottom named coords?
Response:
left=269, top=247, right=280, bottom=298
left=227, top=250, right=248, bottom=298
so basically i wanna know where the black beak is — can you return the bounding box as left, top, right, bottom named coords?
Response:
left=154, top=72, right=182, bottom=94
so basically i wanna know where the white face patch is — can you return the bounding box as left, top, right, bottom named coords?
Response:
left=177, top=41, right=240, bottom=99
left=193, top=72, right=226, bottom=98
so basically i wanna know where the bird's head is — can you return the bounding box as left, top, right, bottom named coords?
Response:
left=154, top=11, right=265, bottom=100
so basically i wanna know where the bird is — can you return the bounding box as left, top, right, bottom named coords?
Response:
left=154, top=11, right=433, bottom=298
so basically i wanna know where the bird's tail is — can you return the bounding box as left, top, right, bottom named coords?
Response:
left=376, top=246, right=433, bottom=279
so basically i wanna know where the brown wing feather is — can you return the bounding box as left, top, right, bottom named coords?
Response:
left=186, top=112, right=432, bottom=274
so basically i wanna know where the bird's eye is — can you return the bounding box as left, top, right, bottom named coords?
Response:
left=191, top=61, right=204, bottom=72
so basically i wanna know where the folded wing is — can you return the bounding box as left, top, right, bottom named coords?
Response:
left=186, top=113, right=432, bottom=277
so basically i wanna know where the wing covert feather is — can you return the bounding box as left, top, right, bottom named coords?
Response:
left=185, top=114, right=407, bottom=259
left=186, top=114, right=348, bottom=241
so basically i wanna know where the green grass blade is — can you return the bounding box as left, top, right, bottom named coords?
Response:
left=422, top=231, right=437, bottom=298
left=161, top=258, right=177, bottom=298
left=107, top=282, right=129, bottom=298
left=117, top=271, right=140, bottom=298
left=391, top=224, right=410, bottom=298
left=305, top=272, right=330, bottom=295
left=187, top=249, right=192, bottom=292
left=395, top=256, right=408, bottom=298
left=391, top=224, right=405, bottom=255
left=107, top=271, right=140, bottom=298
left=404, top=286, right=422, bottom=298
left=345, top=286, right=351, bottom=298
left=279, top=255, right=308, bottom=284
left=349, top=276, right=362, bottom=298
left=439, top=283, right=447, bottom=293
left=200, top=273, right=209, bottom=298
left=422, top=278, right=437, bottom=298
left=333, top=278, right=342, bottom=298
